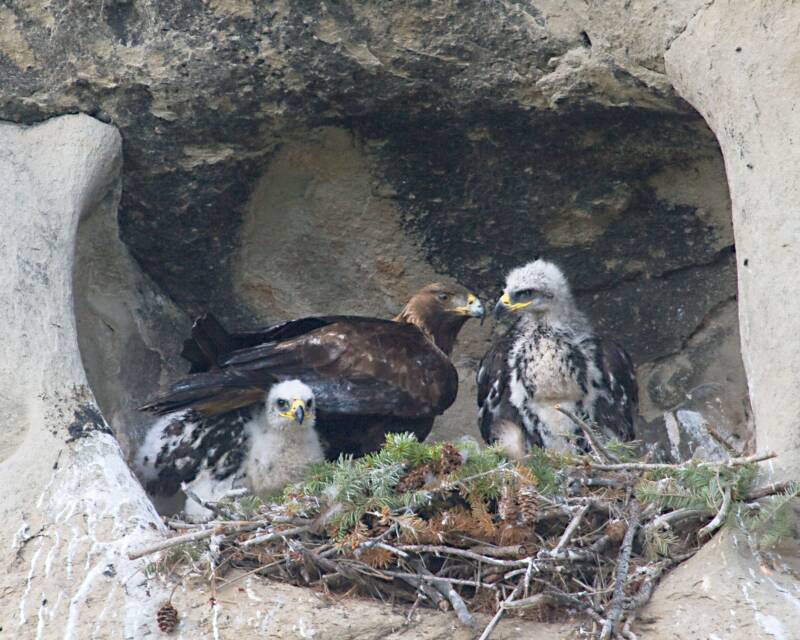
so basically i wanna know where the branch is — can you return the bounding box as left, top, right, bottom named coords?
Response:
left=745, top=480, right=793, bottom=501
left=550, top=504, right=589, bottom=558
left=240, top=525, right=310, bottom=548
left=589, top=451, right=776, bottom=472
left=556, top=405, right=620, bottom=463
left=477, top=580, right=524, bottom=640
left=183, top=485, right=236, bottom=520
left=502, top=592, right=551, bottom=610
left=397, top=545, right=529, bottom=567
left=600, top=499, right=641, bottom=640
left=697, top=486, right=732, bottom=540
left=128, top=522, right=257, bottom=560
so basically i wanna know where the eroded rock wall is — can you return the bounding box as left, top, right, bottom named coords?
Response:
left=1, top=1, right=746, bottom=443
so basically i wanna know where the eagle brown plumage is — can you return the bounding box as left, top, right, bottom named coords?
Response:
left=140, top=283, right=485, bottom=458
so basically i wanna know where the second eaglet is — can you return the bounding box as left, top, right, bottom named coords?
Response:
left=477, top=259, right=638, bottom=458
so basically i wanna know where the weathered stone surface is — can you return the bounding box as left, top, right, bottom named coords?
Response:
left=638, top=4, right=800, bottom=637
left=665, top=0, right=800, bottom=480
left=0, top=0, right=747, bottom=445
left=0, top=114, right=165, bottom=639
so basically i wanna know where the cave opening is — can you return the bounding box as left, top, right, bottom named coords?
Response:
left=73, top=102, right=749, bottom=505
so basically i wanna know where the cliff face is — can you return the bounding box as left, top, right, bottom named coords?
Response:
left=0, top=0, right=746, bottom=446
left=3, top=3, right=800, bottom=639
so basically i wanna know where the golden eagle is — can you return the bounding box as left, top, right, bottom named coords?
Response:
left=141, top=283, right=485, bottom=459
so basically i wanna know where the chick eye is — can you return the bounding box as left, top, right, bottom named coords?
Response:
left=513, top=289, right=535, bottom=301
left=276, top=399, right=288, bottom=409
left=307, top=399, right=314, bottom=409
left=437, top=292, right=449, bottom=301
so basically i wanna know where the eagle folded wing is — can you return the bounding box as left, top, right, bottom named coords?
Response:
left=144, top=318, right=458, bottom=420
left=222, top=320, right=458, bottom=418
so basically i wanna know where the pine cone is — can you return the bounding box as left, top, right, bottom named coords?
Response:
left=498, top=484, right=520, bottom=522
left=396, top=464, right=432, bottom=492
left=517, top=485, right=538, bottom=524
left=605, top=519, right=627, bottom=543
left=436, top=443, right=463, bottom=475
left=157, top=602, right=178, bottom=634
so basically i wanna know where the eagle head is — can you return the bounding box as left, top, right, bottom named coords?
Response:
left=265, top=380, right=316, bottom=430
left=494, top=259, right=573, bottom=319
left=396, top=283, right=485, bottom=354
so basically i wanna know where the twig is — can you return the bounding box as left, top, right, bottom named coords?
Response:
left=697, top=486, right=732, bottom=540
left=746, top=480, right=793, bottom=501
left=502, top=592, right=552, bottom=610
left=381, top=570, right=496, bottom=590
left=551, top=504, right=589, bottom=557
left=183, top=485, right=235, bottom=520
left=589, top=451, right=776, bottom=472
left=240, top=525, right=310, bottom=548
left=556, top=405, right=620, bottom=463
left=600, top=499, right=640, bottom=640
left=646, top=508, right=707, bottom=532
left=397, top=545, right=529, bottom=567
left=478, top=580, right=524, bottom=640
left=701, top=422, right=740, bottom=455
left=416, top=563, right=476, bottom=628
left=467, top=544, right=528, bottom=559
left=128, top=522, right=257, bottom=560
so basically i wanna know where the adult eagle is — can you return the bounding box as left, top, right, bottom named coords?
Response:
left=477, top=259, right=637, bottom=458
left=141, top=283, right=485, bottom=460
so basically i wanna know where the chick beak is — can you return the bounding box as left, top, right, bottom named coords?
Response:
left=494, top=292, right=511, bottom=319
left=292, top=400, right=306, bottom=425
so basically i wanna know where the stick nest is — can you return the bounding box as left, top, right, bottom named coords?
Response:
left=138, top=433, right=797, bottom=639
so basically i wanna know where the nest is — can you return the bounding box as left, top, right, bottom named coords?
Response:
left=132, top=423, right=797, bottom=640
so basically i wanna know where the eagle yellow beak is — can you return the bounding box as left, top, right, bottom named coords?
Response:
left=494, top=292, right=533, bottom=318
left=454, top=293, right=486, bottom=323
left=279, top=399, right=307, bottom=425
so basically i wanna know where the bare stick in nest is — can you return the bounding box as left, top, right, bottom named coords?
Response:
left=556, top=405, right=621, bottom=464
left=128, top=522, right=258, bottom=560
left=697, top=485, right=732, bottom=541
left=600, top=499, right=641, bottom=640
left=550, top=504, right=590, bottom=558
left=745, top=480, right=793, bottom=501
left=589, top=451, right=776, bottom=472
left=240, top=525, right=310, bottom=548
left=502, top=592, right=552, bottom=610
left=468, top=544, right=529, bottom=559
left=183, top=485, right=235, bottom=520
left=381, top=570, right=497, bottom=590
left=412, top=560, right=476, bottom=628
left=397, top=545, right=530, bottom=567
left=645, top=508, right=707, bottom=533
left=477, top=580, right=524, bottom=640
left=701, top=422, right=741, bottom=456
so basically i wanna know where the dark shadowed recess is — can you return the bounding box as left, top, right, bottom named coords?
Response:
left=345, top=105, right=736, bottom=364
left=115, top=100, right=736, bottom=397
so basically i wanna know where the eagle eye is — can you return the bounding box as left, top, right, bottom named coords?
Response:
left=514, top=289, right=535, bottom=301
left=437, top=292, right=449, bottom=301
left=276, top=398, right=288, bottom=409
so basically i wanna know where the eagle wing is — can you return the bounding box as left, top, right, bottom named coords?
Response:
left=476, top=326, right=529, bottom=447
left=144, top=316, right=458, bottom=419
left=135, top=407, right=252, bottom=497
left=590, top=338, right=639, bottom=441
left=221, top=319, right=458, bottom=417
